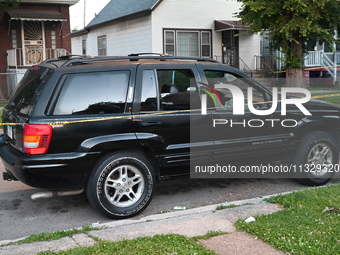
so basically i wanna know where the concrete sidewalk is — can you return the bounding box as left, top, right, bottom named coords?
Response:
left=0, top=195, right=288, bottom=255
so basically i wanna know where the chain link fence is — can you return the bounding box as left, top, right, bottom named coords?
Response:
left=0, top=74, right=12, bottom=104
left=0, top=72, right=25, bottom=105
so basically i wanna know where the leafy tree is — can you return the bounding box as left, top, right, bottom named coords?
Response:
left=0, top=0, right=20, bottom=9
left=236, top=0, right=340, bottom=87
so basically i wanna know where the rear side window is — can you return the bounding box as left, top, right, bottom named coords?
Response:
left=9, top=70, right=43, bottom=116
left=54, top=71, right=130, bottom=115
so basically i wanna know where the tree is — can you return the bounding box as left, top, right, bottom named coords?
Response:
left=0, top=0, right=20, bottom=10
left=236, top=0, right=340, bottom=87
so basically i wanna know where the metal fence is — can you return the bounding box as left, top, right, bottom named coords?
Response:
left=0, top=73, right=18, bottom=104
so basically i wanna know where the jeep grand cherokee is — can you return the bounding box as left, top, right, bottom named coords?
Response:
left=1, top=54, right=339, bottom=218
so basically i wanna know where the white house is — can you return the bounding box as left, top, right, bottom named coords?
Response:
left=71, top=0, right=261, bottom=72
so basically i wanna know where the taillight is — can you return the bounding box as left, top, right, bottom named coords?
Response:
left=24, top=124, right=52, bottom=155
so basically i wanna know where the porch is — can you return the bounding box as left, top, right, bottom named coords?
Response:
left=277, top=51, right=340, bottom=85
left=255, top=51, right=340, bottom=86
left=7, top=48, right=70, bottom=68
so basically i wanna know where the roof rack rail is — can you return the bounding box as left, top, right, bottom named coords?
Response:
left=41, top=55, right=88, bottom=65
left=58, top=55, right=85, bottom=60
left=60, top=54, right=220, bottom=67
left=128, top=53, right=170, bottom=57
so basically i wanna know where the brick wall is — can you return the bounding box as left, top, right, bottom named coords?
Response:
left=0, top=3, right=72, bottom=73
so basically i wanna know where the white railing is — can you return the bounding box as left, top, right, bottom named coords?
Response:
left=335, top=52, right=340, bottom=64
left=276, top=50, right=338, bottom=84
left=304, top=51, right=323, bottom=67
left=7, top=48, right=70, bottom=68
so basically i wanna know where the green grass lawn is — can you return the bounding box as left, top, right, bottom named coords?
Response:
left=38, top=234, right=217, bottom=255
left=308, top=86, right=340, bottom=91
left=311, top=93, right=340, bottom=105
left=236, top=184, right=340, bottom=255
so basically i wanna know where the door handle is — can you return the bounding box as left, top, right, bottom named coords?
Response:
left=140, top=121, right=162, bottom=128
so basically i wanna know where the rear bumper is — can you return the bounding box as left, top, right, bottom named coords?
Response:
left=0, top=136, right=100, bottom=190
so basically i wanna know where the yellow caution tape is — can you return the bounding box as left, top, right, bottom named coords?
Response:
left=0, top=93, right=339, bottom=127
left=273, top=65, right=340, bottom=74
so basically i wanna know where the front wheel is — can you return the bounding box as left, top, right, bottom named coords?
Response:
left=292, top=131, right=339, bottom=186
left=86, top=152, right=155, bottom=219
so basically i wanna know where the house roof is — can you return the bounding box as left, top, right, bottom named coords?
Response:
left=7, top=10, right=67, bottom=21
left=1, top=0, right=79, bottom=5
left=86, top=0, right=162, bottom=28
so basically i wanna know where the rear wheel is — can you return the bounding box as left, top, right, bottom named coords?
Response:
left=292, top=131, right=338, bottom=186
left=86, top=152, right=155, bottom=219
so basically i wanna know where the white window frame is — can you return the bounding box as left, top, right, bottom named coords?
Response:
left=12, top=29, right=17, bottom=48
left=97, top=35, right=107, bottom=56
left=82, top=39, right=86, bottom=55
left=164, top=30, right=175, bottom=56
left=164, top=29, right=212, bottom=58
left=201, top=31, right=211, bottom=57
left=51, top=30, right=56, bottom=49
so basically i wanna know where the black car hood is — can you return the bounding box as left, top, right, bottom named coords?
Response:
left=304, top=98, right=340, bottom=112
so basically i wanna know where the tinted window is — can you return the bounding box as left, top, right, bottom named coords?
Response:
left=9, top=70, right=43, bottom=116
left=54, top=71, right=129, bottom=115
left=203, top=70, right=266, bottom=111
left=141, top=69, right=199, bottom=111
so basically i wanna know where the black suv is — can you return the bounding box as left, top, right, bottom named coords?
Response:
left=1, top=54, right=339, bottom=218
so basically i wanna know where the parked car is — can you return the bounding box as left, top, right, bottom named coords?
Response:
left=1, top=54, right=339, bottom=218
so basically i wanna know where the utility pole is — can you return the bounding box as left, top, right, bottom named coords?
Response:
left=83, top=0, right=86, bottom=28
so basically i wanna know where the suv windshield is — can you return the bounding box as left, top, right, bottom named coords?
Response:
left=8, top=70, right=44, bottom=116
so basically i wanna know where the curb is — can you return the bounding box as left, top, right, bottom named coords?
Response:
left=0, top=193, right=291, bottom=255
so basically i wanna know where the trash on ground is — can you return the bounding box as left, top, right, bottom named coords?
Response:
left=321, top=207, right=340, bottom=214
left=92, top=221, right=100, bottom=227
left=245, top=216, right=256, bottom=223
left=173, top=206, right=186, bottom=210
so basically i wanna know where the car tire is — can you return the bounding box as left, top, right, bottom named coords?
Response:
left=292, top=131, right=338, bottom=186
left=86, top=151, right=155, bottom=219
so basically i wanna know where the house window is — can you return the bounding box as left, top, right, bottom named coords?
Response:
left=51, top=31, right=56, bottom=49
left=177, top=32, right=199, bottom=57
left=201, top=32, right=211, bottom=57
left=165, top=31, right=175, bottom=56
left=164, top=29, right=212, bottom=58
left=97, top=36, right=107, bottom=56
left=12, top=29, right=17, bottom=48
left=82, top=40, right=86, bottom=55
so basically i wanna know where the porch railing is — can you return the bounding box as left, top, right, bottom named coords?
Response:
left=335, top=52, right=340, bottom=64
left=238, top=57, right=253, bottom=77
left=304, top=51, right=323, bottom=67
left=276, top=50, right=338, bottom=84
left=7, top=48, right=70, bottom=68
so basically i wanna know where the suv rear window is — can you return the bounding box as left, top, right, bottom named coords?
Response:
left=54, top=71, right=130, bottom=115
left=9, top=70, right=44, bottom=116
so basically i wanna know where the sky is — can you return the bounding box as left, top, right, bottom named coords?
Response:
left=70, top=0, right=111, bottom=30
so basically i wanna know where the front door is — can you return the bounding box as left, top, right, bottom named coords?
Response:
left=222, top=30, right=239, bottom=69
left=22, top=21, right=45, bottom=66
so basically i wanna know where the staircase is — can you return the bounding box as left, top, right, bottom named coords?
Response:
left=253, top=55, right=277, bottom=88
left=251, top=70, right=274, bottom=88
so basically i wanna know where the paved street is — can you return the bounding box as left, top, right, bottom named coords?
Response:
left=0, top=161, right=339, bottom=242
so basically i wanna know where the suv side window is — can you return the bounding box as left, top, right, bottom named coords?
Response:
left=54, top=71, right=130, bottom=115
left=141, top=69, right=199, bottom=111
left=203, top=70, right=266, bottom=111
